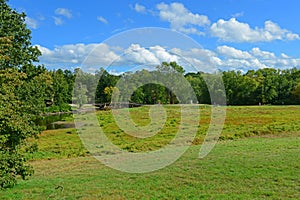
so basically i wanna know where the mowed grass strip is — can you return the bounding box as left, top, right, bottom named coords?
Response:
left=1, top=133, right=299, bottom=199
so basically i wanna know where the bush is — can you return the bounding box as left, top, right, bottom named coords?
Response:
left=59, top=103, right=72, bottom=112
left=44, top=105, right=60, bottom=113
left=0, top=151, right=33, bottom=189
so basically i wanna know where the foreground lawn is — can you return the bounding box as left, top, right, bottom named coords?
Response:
left=1, top=133, right=299, bottom=199
left=2, top=105, right=299, bottom=199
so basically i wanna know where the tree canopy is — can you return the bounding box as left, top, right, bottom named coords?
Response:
left=70, top=65, right=300, bottom=106
left=0, top=0, right=48, bottom=188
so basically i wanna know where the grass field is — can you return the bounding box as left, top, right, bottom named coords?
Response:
left=1, top=105, right=300, bottom=199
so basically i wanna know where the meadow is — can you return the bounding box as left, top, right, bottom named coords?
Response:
left=0, top=105, right=299, bottom=199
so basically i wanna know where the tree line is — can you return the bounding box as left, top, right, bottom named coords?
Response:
left=12, top=63, right=300, bottom=116
left=69, top=65, right=300, bottom=107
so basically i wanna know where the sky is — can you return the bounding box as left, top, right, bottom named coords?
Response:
left=8, top=0, right=300, bottom=73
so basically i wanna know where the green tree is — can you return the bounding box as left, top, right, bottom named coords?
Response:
left=0, top=0, right=46, bottom=188
left=63, top=69, right=75, bottom=103
left=292, top=82, right=300, bottom=103
left=73, top=82, right=88, bottom=108
left=0, top=69, right=41, bottom=188
left=50, top=69, right=71, bottom=110
left=254, top=68, right=278, bottom=104
left=73, top=69, right=89, bottom=108
left=95, top=68, right=120, bottom=103
left=156, top=62, right=186, bottom=104
left=104, top=86, right=119, bottom=102
left=0, top=0, right=41, bottom=70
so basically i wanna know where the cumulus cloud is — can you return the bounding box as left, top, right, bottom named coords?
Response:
left=280, top=53, right=290, bottom=59
left=171, top=45, right=300, bottom=71
left=210, top=18, right=300, bottom=42
left=231, top=12, right=244, bottom=18
left=97, top=16, right=108, bottom=24
left=119, top=45, right=219, bottom=72
left=120, top=44, right=181, bottom=67
left=36, top=43, right=119, bottom=70
left=132, top=3, right=146, bottom=13
left=36, top=43, right=180, bottom=71
left=156, top=2, right=210, bottom=35
left=215, top=45, right=300, bottom=70
left=53, top=17, right=63, bottom=26
left=137, top=2, right=298, bottom=42
left=53, top=8, right=73, bottom=25
left=170, top=47, right=221, bottom=72
left=25, top=17, right=38, bottom=29
left=55, top=8, right=72, bottom=18
left=286, top=33, right=300, bottom=40
left=36, top=43, right=300, bottom=72
left=251, top=47, right=275, bottom=59
left=123, top=44, right=161, bottom=65
left=149, top=46, right=179, bottom=63
left=217, top=45, right=252, bottom=59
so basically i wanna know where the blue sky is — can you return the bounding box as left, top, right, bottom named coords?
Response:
left=8, top=0, right=300, bottom=73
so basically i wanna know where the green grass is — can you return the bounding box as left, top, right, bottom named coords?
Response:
left=97, top=105, right=300, bottom=151
left=1, top=133, right=299, bottom=199
left=24, top=128, right=88, bottom=160
left=2, top=105, right=299, bottom=199
left=221, top=106, right=300, bottom=139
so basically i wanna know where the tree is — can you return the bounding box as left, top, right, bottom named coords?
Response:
left=72, top=69, right=88, bottom=108
left=255, top=68, right=279, bottom=104
left=95, top=68, right=120, bottom=103
left=292, top=82, right=300, bottom=103
left=63, top=69, right=75, bottom=103
left=156, top=62, right=186, bottom=104
left=0, top=69, right=41, bottom=188
left=104, top=86, right=119, bottom=102
left=0, top=0, right=41, bottom=70
left=74, top=82, right=88, bottom=108
left=185, top=73, right=203, bottom=103
left=51, top=69, right=70, bottom=108
left=0, top=0, right=46, bottom=188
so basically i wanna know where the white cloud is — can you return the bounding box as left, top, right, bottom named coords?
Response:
left=215, top=45, right=300, bottom=70
left=169, top=47, right=222, bottom=72
left=280, top=53, right=290, bottom=59
left=216, top=45, right=266, bottom=70
left=53, top=8, right=73, bottom=25
left=149, top=46, right=179, bottom=63
left=156, top=2, right=210, bottom=35
left=36, top=43, right=119, bottom=70
left=97, top=16, right=108, bottom=24
left=55, top=8, right=72, bottom=18
left=132, top=3, right=146, bottom=13
left=251, top=48, right=275, bottom=59
left=36, top=43, right=300, bottom=72
left=231, top=12, right=244, bottom=18
left=120, top=45, right=218, bottom=72
left=53, top=17, right=63, bottom=26
left=210, top=18, right=300, bottom=42
left=122, top=44, right=162, bottom=65
left=217, top=45, right=252, bottom=59
left=286, top=33, right=300, bottom=40
left=25, top=17, right=38, bottom=29
left=37, top=43, right=180, bottom=71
